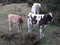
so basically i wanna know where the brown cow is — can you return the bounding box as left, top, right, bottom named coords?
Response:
left=8, top=14, right=23, bottom=32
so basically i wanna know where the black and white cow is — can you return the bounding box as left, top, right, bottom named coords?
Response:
left=27, top=12, right=53, bottom=39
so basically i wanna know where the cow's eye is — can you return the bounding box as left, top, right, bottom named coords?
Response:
left=28, top=16, right=29, bottom=18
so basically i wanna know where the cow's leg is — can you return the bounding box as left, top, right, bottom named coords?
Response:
left=17, top=24, right=20, bottom=32
left=43, top=25, right=47, bottom=29
left=42, top=29, right=44, bottom=39
left=17, top=23, right=22, bottom=32
left=28, top=24, right=32, bottom=33
left=8, top=20, right=13, bottom=31
left=27, top=18, right=32, bottom=33
left=20, top=24, right=22, bottom=30
left=39, top=26, right=44, bottom=39
left=20, top=24, right=22, bottom=32
left=27, top=20, right=32, bottom=33
left=41, top=25, right=47, bottom=38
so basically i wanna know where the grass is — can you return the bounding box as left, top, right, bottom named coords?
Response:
left=0, top=3, right=59, bottom=45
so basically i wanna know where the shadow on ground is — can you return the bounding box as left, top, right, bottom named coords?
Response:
left=0, top=31, right=39, bottom=45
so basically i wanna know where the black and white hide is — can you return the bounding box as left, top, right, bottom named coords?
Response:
left=27, top=12, right=53, bottom=39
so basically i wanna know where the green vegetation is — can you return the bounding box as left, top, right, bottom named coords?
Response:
left=0, top=0, right=60, bottom=25
left=0, top=3, right=60, bottom=45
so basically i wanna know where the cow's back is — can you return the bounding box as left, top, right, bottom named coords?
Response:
left=8, top=14, right=22, bottom=23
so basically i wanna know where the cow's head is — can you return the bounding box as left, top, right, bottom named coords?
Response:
left=44, top=12, right=53, bottom=23
left=31, top=16, right=37, bottom=24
